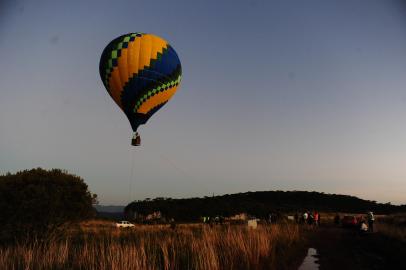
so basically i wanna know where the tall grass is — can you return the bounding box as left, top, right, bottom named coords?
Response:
left=0, top=223, right=301, bottom=270
left=377, top=214, right=406, bottom=242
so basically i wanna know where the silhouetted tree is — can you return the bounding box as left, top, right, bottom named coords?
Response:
left=0, top=168, right=96, bottom=240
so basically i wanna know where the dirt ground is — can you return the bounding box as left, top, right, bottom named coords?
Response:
left=303, top=224, right=406, bottom=270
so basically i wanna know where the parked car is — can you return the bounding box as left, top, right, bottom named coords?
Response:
left=116, top=220, right=135, bottom=228
left=341, top=215, right=358, bottom=228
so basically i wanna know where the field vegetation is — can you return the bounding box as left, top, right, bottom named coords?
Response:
left=0, top=223, right=304, bottom=270
left=377, top=214, right=406, bottom=242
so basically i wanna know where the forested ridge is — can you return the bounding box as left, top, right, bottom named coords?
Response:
left=126, top=191, right=406, bottom=221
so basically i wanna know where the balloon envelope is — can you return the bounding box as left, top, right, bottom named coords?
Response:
left=99, top=33, right=182, bottom=132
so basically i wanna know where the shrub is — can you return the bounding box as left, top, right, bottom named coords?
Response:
left=0, top=168, right=96, bottom=240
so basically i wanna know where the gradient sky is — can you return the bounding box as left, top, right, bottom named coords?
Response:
left=1, top=0, right=406, bottom=205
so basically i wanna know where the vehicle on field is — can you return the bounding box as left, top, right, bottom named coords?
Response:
left=116, top=220, right=135, bottom=228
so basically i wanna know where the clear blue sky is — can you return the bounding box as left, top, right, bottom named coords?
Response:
left=1, top=0, right=406, bottom=205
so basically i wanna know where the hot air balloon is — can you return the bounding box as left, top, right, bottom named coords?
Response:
left=99, top=33, right=182, bottom=146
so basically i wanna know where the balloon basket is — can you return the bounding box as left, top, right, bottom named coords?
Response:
left=131, top=133, right=141, bottom=146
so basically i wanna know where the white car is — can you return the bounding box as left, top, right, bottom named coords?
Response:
left=116, top=221, right=135, bottom=228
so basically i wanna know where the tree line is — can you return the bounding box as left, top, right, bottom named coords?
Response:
left=126, top=191, right=406, bottom=222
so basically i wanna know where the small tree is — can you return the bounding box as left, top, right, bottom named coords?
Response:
left=0, top=168, right=96, bottom=240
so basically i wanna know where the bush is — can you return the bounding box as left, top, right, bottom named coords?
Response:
left=0, top=168, right=96, bottom=240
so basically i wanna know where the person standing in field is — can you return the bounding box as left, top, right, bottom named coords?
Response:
left=334, top=213, right=340, bottom=225
left=308, top=212, right=314, bottom=225
left=294, top=212, right=299, bottom=223
left=314, top=211, right=319, bottom=226
left=367, top=211, right=375, bottom=232
left=303, top=212, right=308, bottom=224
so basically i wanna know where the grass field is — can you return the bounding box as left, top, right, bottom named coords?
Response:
left=376, top=214, right=406, bottom=242
left=2, top=214, right=405, bottom=270
left=0, top=222, right=303, bottom=270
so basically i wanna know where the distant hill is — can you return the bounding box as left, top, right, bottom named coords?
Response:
left=94, top=205, right=125, bottom=219
left=126, top=191, right=406, bottom=222
left=94, top=205, right=125, bottom=213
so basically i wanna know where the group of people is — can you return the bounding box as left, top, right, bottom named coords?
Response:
left=296, top=211, right=321, bottom=225
left=334, top=211, right=375, bottom=232
left=360, top=211, right=375, bottom=232
left=200, top=211, right=375, bottom=231
left=202, top=216, right=225, bottom=225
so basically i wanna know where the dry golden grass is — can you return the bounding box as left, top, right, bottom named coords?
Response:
left=377, top=214, right=406, bottom=242
left=377, top=223, right=406, bottom=242
left=0, top=223, right=302, bottom=270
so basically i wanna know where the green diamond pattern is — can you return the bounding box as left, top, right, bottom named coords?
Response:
left=104, top=33, right=143, bottom=88
left=133, top=75, right=182, bottom=112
